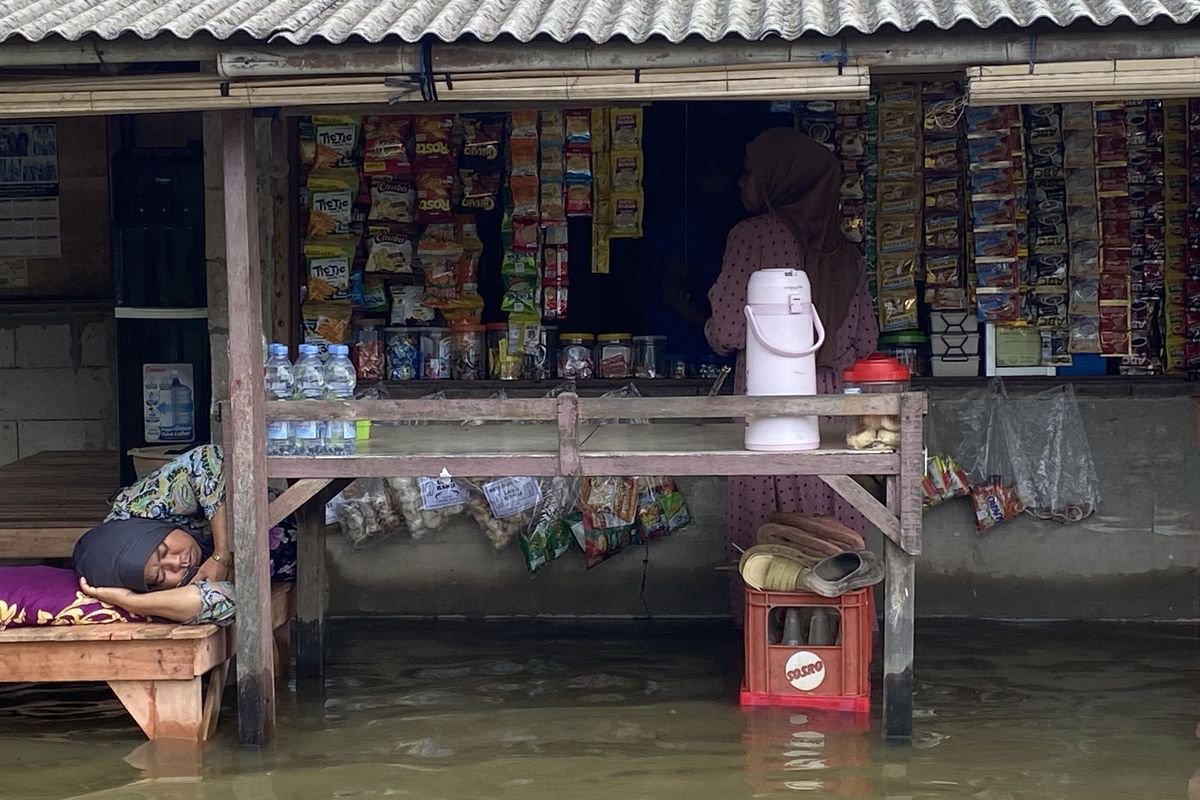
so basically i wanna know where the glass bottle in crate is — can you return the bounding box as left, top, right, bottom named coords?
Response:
left=841, top=354, right=910, bottom=450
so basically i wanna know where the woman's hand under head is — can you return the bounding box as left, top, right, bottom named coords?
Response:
left=143, top=529, right=204, bottom=590
left=79, top=576, right=138, bottom=606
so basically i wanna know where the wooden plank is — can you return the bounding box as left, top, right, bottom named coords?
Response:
left=221, top=107, right=274, bottom=748
left=270, top=113, right=295, bottom=349
left=0, top=450, right=117, bottom=559
left=0, top=527, right=91, bottom=559
left=897, top=392, right=926, bottom=556
left=269, top=453, right=562, bottom=478
left=882, top=474, right=915, bottom=742
left=0, top=639, right=220, bottom=682
left=556, top=393, right=580, bottom=475
left=818, top=474, right=901, bottom=546
left=0, top=623, right=214, bottom=643
left=577, top=393, right=901, bottom=420
left=263, top=397, right=559, bottom=422
left=267, top=478, right=333, bottom=528
left=580, top=451, right=899, bottom=477
left=109, top=678, right=205, bottom=741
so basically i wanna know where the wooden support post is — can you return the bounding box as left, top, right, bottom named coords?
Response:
left=295, top=478, right=351, bottom=679
left=295, top=496, right=327, bottom=679
left=221, top=108, right=274, bottom=747
left=557, top=392, right=580, bottom=476
left=882, top=475, right=915, bottom=742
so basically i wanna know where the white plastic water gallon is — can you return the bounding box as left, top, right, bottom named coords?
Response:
left=743, top=268, right=826, bottom=451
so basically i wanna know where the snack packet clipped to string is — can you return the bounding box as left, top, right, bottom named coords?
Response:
left=970, top=476, right=1026, bottom=533
left=922, top=454, right=972, bottom=509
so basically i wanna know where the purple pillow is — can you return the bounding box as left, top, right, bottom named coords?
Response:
left=0, top=566, right=143, bottom=630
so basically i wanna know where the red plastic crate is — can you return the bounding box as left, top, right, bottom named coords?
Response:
left=740, top=586, right=871, bottom=713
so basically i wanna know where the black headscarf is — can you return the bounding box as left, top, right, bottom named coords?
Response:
left=73, top=518, right=209, bottom=592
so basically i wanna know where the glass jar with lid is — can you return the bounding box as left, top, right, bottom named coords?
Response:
left=451, top=322, right=486, bottom=380
left=842, top=353, right=911, bottom=450
left=594, top=333, right=633, bottom=379
left=558, top=333, right=595, bottom=379
left=633, top=335, right=667, bottom=379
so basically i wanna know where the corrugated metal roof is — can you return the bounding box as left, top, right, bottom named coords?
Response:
left=1, top=0, right=1198, bottom=45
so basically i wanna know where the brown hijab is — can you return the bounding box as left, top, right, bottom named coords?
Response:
left=745, top=127, right=862, bottom=368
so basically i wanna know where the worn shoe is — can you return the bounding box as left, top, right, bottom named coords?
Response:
left=738, top=544, right=810, bottom=592
left=800, top=551, right=884, bottom=598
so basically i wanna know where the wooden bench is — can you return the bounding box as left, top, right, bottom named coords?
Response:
left=0, top=582, right=294, bottom=741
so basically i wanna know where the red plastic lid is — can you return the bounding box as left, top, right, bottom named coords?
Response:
left=842, top=353, right=911, bottom=383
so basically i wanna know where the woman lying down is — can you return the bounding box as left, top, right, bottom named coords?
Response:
left=73, top=444, right=296, bottom=626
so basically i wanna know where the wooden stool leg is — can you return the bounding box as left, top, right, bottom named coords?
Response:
left=109, top=678, right=205, bottom=741
left=202, top=660, right=232, bottom=740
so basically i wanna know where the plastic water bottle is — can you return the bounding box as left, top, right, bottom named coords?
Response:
left=323, top=344, right=357, bottom=456
left=169, top=371, right=194, bottom=441
left=264, top=344, right=296, bottom=455
left=293, top=344, right=326, bottom=455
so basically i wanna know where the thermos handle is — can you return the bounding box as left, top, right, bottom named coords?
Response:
left=744, top=303, right=826, bottom=358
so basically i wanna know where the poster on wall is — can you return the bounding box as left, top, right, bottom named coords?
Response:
left=0, top=123, right=59, bottom=258
left=142, top=363, right=196, bottom=444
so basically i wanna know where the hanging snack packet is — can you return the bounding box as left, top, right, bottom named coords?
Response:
left=509, top=110, right=539, bottom=139
left=970, top=478, right=1026, bottom=533
left=365, top=224, right=416, bottom=273
left=415, top=164, right=455, bottom=224
left=635, top=477, right=690, bottom=542
left=361, top=275, right=389, bottom=312
left=306, top=170, right=358, bottom=237
left=509, top=174, right=541, bottom=221
left=611, top=191, right=644, bottom=238
left=363, top=116, right=412, bottom=175
left=591, top=107, right=610, bottom=152
left=565, top=109, right=592, bottom=147
left=413, top=114, right=455, bottom=165
left=456, top=168, right=501, bottom=213
left=541, top=181, right=567, bottom=226
left=459, top=114, right=505, bottom=166
left=921, top=454, right=972, bottom=509
left=509, top=136, right=540, bottom=176
left=566, top=182, right=593, bottom=217
left=304, top=238, right=355, bottom=302
left=418, top=224, right=463, bottom=306
left=502, top=251, right=540, bottom=314
left=312, top=115, right=359, bottom=171
left=879, top=291, right=918, bottom=331
left=540, top=142, right=565, bottom=182
left=389, top=283, right=436, bottom=326
left=610, top=108, right=643, bottom=151
left=612, top=152, right=643, bottom=192
left=302, top=301, right=352, bottom=348
left=368, top=176, right=415, bottom=224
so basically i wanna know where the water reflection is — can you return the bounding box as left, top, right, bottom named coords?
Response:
left=0, top=620, right=1195, bottom=800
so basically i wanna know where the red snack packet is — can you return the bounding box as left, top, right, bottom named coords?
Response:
left=413, top=114, right=454, bottom=165
left=414, top=164, right=455, bottom=224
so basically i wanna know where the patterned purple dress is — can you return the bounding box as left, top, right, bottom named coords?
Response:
left=705, top=215, right=879, bottom=619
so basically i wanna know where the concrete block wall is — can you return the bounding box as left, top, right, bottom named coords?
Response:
left=0, top=314, right=117, bottom=465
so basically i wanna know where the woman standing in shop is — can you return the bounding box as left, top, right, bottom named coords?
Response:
left=705, top=127, right=879, bottom=620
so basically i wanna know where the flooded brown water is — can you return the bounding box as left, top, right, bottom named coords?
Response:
left=1, top=619, right=1196, bottom=800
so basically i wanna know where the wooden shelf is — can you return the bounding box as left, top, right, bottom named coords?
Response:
left=265, top=422, right=899, bottom=478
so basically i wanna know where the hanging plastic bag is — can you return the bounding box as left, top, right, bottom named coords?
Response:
left=334, top=478, right=406, bottom=549
left=383, top=476, right=466, bottom=540
left=463, top=476, right=542, bottom=550
left=997, top=384, right=1099, bottom=522
left=518, top=476, right=579, bottom=573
